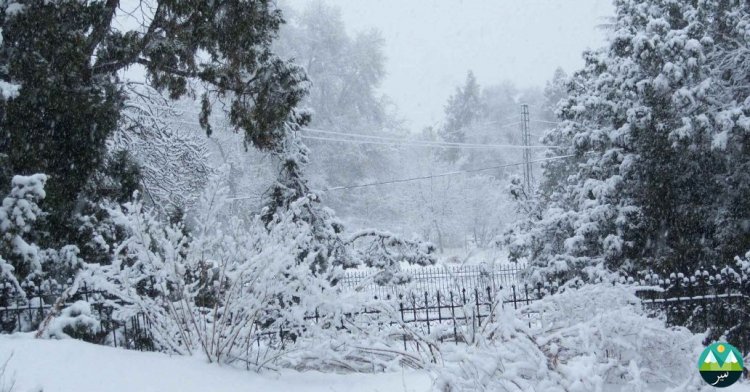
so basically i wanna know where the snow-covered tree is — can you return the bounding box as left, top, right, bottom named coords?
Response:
left=275, top=1, right=407, bottom=226
left=115, top=83, right=212, bottom=214
left=0, top=174, right=84, bottom=333
left=0, top=174, right=49, bottom=295
left=0, top=0, right=309, bottom=255
left=439, top=71, right=483, bottom=163
left=541, top=67, right=569, bottom=122
left=506, top=0, right=750, bottom=281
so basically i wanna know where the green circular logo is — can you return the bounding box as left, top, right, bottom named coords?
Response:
left=698, top=342, right=744, bottom=388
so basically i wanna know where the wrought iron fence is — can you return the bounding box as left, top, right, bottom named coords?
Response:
left=0, top=281, right=153, bottom=351
left=340, top=263, right=524, bottom=299
left=3, top=264, right=748, bottom=355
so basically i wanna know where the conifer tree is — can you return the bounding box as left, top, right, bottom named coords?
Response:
left=506, top=0, right=750, bottom=280
left=0, top=0, right=308, bottom=247
left=438, top=71, right=482, bottom=163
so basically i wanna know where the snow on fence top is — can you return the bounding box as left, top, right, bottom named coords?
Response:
left=339, top=263, right=525, bottom=299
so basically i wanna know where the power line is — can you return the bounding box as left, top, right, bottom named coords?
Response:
left=303, top=128, right=421, bottom=142
left=124, top=111, right=564, bottom=150
left=528, top=119, right=560, bottom=125
left=130, top=103, right=564, bottom=127
left=324, top=154, right=575, bottom=191
left=301, top=130, right=558, bottom=149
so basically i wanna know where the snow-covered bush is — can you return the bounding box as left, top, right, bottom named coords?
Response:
left=433, top=307, right=566, bottom=392
left=433, top=284, right=715, bottom=391
left=44, top=301, right=99, bottom=340
left=274, top=289, right=444, bottom=373
left=0, top=174, right=48, bottom=295
left=526, top=284, right=702, bottom=389
left=37, top=169, right=348, bottom=367
left=346, top=229, right=436, bottom=285
left=0, top=174, right=84, bottom=308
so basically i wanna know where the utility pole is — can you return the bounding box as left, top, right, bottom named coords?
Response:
left=521, top=104, right=533, bottom=194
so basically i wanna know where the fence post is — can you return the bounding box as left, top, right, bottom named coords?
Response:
left=512, top=285, right=518, bottom=310
left=436, top=291, right=442, bottom=343
left=410, top=293, right=418, bottom=334
left=474, top=288, right=481, bottom=325
left=27, top=294, right=32, bottom=329
left=524, top=283, right=530, bottom=306
left=37, top=292, right=44, bottom=322
left=436, top=291, right=442, bottom=323
left=461, top=288, right=468, bottom=324
left=486, top=286, right=493, bottom=320
left=424, top=291, right=431, bottom=335
left=450, top=291, right=458, bottom=344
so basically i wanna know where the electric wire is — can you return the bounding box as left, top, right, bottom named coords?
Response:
left=324, top=154, right=575, bottom=191
left=124, top=112, right=561, bottom=150
left=301, top=131, right=559, bottom=149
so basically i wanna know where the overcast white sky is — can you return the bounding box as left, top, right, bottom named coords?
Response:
left=288, top=0, right=614, bottom=131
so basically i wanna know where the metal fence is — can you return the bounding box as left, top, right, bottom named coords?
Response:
left=630, top=270, right=750, bottom=355
left=340, top=263, right=524, bottom=299
left=4, top=264, right=748, bottom=355
left=0, top=281, right=153, bottom=350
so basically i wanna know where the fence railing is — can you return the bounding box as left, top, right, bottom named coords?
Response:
left=340, top=263, right=524, bottom=299
left=3, top=265, right=748, bottom=355
left=0, top=281, right=153, bottom=350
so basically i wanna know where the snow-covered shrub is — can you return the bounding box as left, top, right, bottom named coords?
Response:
left=526, top=284, right=702, bottom=389
left=44, top=300, right=99, bottom=340
left=433, top=284, right=714, bottom=391
left=73, top=149, right=143, bottom=266
left=433, top=307, right=566, bottom=392
left=0, top=174, right=48, bottom=295
left=37, top=169, right=351, bottom=367
left=346, top=229, right=436, bottom=285
left=0, top=175, right=84, bottom=312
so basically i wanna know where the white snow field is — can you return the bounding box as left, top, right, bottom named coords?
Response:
left=2, top=333, right=749, bottom=392
left=0, top=334, right=431, bottom=392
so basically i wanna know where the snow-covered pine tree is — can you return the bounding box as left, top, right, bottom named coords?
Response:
left=260, top=121, right=353, bottom=276
left=0, top=174, right=84, bottom=332
left=504, top=45, right=638, bottom=282
left=506, top=0, right=750, bottom=281
left=438, top=71, right=483, bottom=163
left=541, top=67, right=568, bottom=122
left=0, top=174, right=49, bottom=296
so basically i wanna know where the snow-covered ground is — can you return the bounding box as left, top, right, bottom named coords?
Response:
left=5, top=334, right=750, bottom=392
left=0, top=335, right=431, bottom=392
left=2, top=334, right=749, bottom=392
